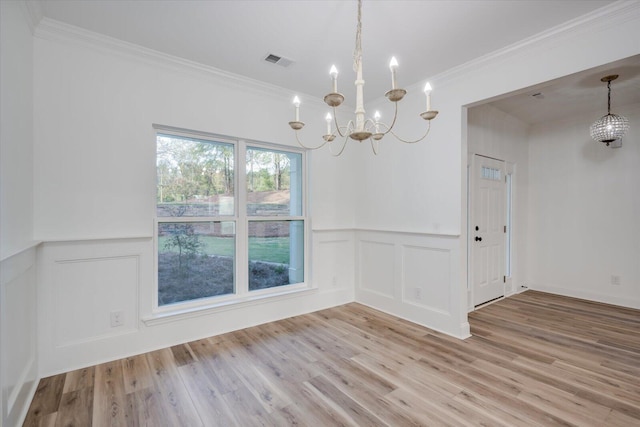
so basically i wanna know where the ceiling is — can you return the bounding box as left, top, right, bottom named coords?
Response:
left=38, top=1, right=639, bottom=123
left=486, top=55, right=640, bottom=125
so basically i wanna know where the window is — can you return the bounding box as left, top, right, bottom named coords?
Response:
left=155, top=128, right=306, bottom=310
left=246, top=147, right=304, bottom=291
left=481, top=166, right=501, bottom=181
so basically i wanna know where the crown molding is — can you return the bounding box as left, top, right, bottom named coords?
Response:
left=30, top=1, right=639, bottom=109
left=33, top=17, right=327, bottom=109
left=406, top=0, right=640, bottom=93
left=17, top=0, right=43, bottom=34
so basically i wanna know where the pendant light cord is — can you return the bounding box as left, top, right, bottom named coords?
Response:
left=607, top=80, right=612, bottom=114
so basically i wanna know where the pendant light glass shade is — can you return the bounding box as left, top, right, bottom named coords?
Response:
left=590, top=74, right=629, bottom=146
left=590, top=113, right=629, bottom=144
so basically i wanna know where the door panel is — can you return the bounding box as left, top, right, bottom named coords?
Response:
left=472, top=155, right=506, bottom=306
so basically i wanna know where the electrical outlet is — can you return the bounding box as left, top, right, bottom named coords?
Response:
left=110, top=310, right=124, bottom=327
left=414, top=287, right=422, bottom=300
left=611, top=275, right=621, bottom=286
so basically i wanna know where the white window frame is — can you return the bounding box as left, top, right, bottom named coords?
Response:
left=149, top=125, right=311, bottom=322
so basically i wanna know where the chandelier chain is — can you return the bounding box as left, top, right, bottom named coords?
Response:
left=353, top=0, right=363, bottom=72
left=607, top=80, right=611, bottom=114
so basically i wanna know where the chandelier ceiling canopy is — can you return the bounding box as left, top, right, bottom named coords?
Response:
left=288, top=0, right=438, bottom=155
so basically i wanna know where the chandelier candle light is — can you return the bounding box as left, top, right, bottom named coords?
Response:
left=288, top=0, right=438, bottom=155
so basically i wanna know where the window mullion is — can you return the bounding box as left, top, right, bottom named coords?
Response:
left=236, top=140, right=248, bottom=296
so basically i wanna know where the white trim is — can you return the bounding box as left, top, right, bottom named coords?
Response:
left=356, top=300, right=471, bottom=340
left=354, top=228, right=460, bottom=238
left=1, top=244, right=39, bottom=427
left=237, top=140, right=248, bottom=296
left=33, top=236, right=152, bottom=244
left=405, top=1, right=640, bottom=93
left=15, top=380, right=38, bottom=427
left=30, top=227, right=456, bottom=241
left=31, top=2, right=639, bottom=110
left=0, top=241, right=42, bottom=263
left=311, top=227, right=459, bottom=238
left=34, top=18, right=327, bottom=108
left=143, top=286, right=316, bottom=326
left=530, top=283, right=640, bottom=310
left=157, top=217, right=237, bottom=223
left=17, top=0, right=43, bottom=34
left=154, top=124, right=239, bottom=146
left=152, top=127, right=311, bottom=317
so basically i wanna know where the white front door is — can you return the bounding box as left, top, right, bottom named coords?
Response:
left=471, top=155, right=506, bottom=306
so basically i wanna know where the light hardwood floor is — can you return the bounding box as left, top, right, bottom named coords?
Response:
left=24, top=291, right=640, bottom=426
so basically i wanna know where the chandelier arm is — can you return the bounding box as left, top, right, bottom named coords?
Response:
left=363, top=118, right=377, bottom=132
left=367, top=103, right=398, bottom=135
left=288, top=0, right=439, bottom=154
left=369, top=138, right=380, bottom=155
left=376, top=121, right=391, bottom=132
left=293, top=131, right=329, bottom=150
left=388, top=120, right=432, bottom=144
left=340, top=119, right=356, bottom=137
left=328, top=134, right=350, bottom=157
left=607, top=80, right=612, bottom=114
left=332, top=108, right=349, bottom=138
left=381, top=102, right=400, bottom=135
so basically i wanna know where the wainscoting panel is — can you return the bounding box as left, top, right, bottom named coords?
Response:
left=359, top=240, right=396, bottom=298
left=1, top=246, right=38, bottom=427
left=355, top=230, right=468, bottom=338
left=38, top=232, right=355, bottom=376
left=54, top=255, right=139, bottom=347
left=312, top=230, right=355, bottom=295
left=38, top=238, right=152, bottom=376
left=401, top=245, right=451, bottom=313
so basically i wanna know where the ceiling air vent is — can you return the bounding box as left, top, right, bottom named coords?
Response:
left=264, top=53, right=294, bottom=68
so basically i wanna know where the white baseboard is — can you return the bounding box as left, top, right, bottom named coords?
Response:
left=13, top=371, right=39, bottom=427
left=529, top=283, right=640, bottom=310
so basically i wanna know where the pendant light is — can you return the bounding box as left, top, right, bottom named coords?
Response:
left=590, top=75, right=629, bottom=146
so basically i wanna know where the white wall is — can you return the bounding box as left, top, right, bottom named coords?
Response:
left=468, top=104, right=530, bottom=307
left=33, top=20, right=356, bottom=375
left=354, top=2, right=640, bottom=338
left=23, top=0, right=640, bottom=379
left=467, top=101, right=640, bottom=310
left=33, top=20, right=357, bottom=241
left=0, top=1, right=40, bottom=425
left=527, top=103, right=640, bottom=308
left=1, top=0, right=35, bottom=259
left=1, top=248, right=38, bottom=427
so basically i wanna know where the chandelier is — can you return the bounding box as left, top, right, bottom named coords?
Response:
left=590, top=74, right=629, bottom=147
left=288, top=0, right=438, bottom=155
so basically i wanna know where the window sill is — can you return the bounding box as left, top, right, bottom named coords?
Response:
left=142, top=284, right=316, bottom=326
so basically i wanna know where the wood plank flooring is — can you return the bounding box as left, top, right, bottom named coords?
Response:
left=23, top=291, right=640, bottom=426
